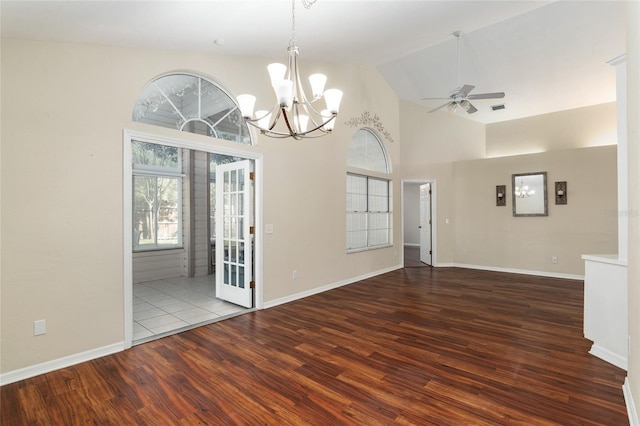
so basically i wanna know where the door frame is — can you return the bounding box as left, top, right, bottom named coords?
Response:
left=123, top=130, right=264, bottom=349
left=401, top=179, right=438, bottom=267
left=419, top=183, right=432, bottom=265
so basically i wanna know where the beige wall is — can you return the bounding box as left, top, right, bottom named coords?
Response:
left=626, top=0, right=640, bottom=418
left=400, top=100, right=486, bottom=265
left=453, top=146, right=618, bottom=276
left=400, top=100, right=618, bottom=274
left=0, top=39, right=401, bottom=373
left=486, top=102, right=617, bottom=157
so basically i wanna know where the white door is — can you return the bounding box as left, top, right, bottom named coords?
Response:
left=419, top=183, right=432, bottom=265
left=215, top=160, right=253, bottom=308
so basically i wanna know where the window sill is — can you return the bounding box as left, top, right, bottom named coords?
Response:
left=347, top=244, right=393, bottom=254
left=133, top=247, right=184, bottom=256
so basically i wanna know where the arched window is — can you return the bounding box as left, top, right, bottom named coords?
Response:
left=133, top=73, right=252, bottom=144
left=347, top=128, right=390, bottom=173
left=346, top=128, right=391, bottom=252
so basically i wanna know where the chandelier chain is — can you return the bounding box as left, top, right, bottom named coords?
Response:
left=292, top=0, right=318, bottom=45
left=302, top=0, right=317, bottom=9
left=291, top=0, right=296, bottom=44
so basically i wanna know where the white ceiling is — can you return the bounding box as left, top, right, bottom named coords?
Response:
left=0, top=0, right=626, bottom=124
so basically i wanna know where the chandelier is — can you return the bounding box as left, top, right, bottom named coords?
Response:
left=514, top=181, right=535, bottom=198
left=236, top=0, right=343, bottom=140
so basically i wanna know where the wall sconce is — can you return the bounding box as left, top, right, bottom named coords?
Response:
left=555, top=181, right=567, bottom=205
left=496, top=185, right=506, bottom=206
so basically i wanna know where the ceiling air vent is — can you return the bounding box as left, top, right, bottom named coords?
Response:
left=491, top=104, right=506, bottom=111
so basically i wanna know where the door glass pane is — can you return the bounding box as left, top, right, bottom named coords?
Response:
left=224, top=240, right=230, bottom=260
left=238, top=266, right=245, bottom=288
left=231, top=264, right=237, bottom=287
left=230, top=217, right=238, bottom=239
left=231, top=194, right=238, bottom=216
left=238, top=169, right=245, bottom=191
left=230, top=241, right=237, bottom=262
left=230, top=170, right=237, bottom=192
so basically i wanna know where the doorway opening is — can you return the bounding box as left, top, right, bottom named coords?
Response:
left=124, top=131, right=262, bottom=347
left=402, top=180, right=436, bottom=267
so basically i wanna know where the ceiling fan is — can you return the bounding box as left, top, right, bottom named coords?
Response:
left=422, top=31, right=505, bottom=114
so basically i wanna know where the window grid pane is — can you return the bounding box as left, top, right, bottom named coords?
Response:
left=347, top=212, right=368, bottom=250
left=133, top=175, right=181, bottom=250
left=133, top=73, right=252, bottom=144
left=347, top=128, right=389, bottom=173
left=346, top=174, right=390, bottom=251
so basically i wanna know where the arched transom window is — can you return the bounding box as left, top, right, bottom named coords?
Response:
left=346, top=128, right=391, bottom=252
left=133, top=73, right=252, bottom=144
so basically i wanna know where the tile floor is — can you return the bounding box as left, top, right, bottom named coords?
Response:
left=133, top=275, right=247, bottom=342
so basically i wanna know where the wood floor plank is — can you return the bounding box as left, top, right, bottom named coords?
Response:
left=1, top=267, right=628, bottom=425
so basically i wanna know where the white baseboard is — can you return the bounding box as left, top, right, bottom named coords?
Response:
left=262, top=264, right=403, bottom=309
left=0, top=342, right=124, bottom=386
left=623, top=377, right=639, bottom=426
left=589, top=343, right=628, bottom=371
left=453, top=263, right=584, bottom=281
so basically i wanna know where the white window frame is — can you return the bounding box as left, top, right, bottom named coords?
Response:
left=132, top=141, right=184, bottom=252
left=346, top=128, right=392, bottom=253
left=132, top=73, right=253, bottom=145
left=347, top=173, right=391, bottom=252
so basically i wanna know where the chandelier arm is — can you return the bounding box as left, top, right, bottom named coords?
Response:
left=281, top=108, right=300, bottom=138
left=267, top=106, right=282, bottom=131
left=250, top=123, right=333, bottom=139
left=298, top=115, right=335, bottom=135
left=297, top=99, right=325, bottom=126
left=244, top=110, right=336, bottom=139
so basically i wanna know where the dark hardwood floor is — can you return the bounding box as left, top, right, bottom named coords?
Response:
left=1, top=268, right=628, bottom=425
left=404, top=245, right=430, bottom=268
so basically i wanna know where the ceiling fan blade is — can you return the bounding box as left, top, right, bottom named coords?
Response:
left=421, top=97, right=451, bottom=100
left=428, top=102, right=452, bottom=113
left=458, top=84, right=475, bottom=97
left=467, top=92, right=505, bottom=100
left=465, top=102, right=478, bottom=114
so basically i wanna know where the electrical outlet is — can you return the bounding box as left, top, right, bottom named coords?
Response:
left=34, top=319, right=46, bottom=336
left=551, top=256, right=558, bottom=264
left=292, top=270, right=298, bottom=279
left=462, top=249, right=467, bottom=255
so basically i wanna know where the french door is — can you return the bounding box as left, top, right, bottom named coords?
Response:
left=215, top=160, right=253, bottom=308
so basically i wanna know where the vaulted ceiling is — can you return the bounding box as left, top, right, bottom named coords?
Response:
left=0, top=1, right=626, bottom=124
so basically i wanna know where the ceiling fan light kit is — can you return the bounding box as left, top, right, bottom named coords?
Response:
left=423, top=31, right=505, bottom=115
